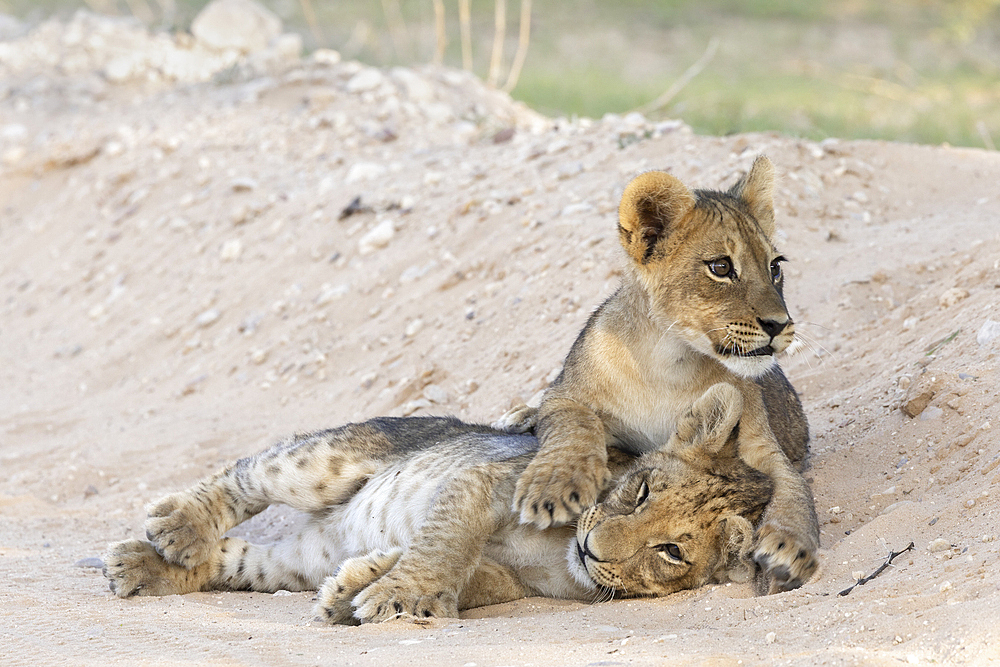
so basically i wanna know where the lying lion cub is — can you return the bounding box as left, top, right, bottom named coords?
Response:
left=103, top=384, right=771, bottom=623
left=510, top=157, right=819, bottom=592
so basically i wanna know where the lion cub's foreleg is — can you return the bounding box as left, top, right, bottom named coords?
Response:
left=512, top=397, right=610, bottom=528
left=144, top=430, right=383, bottom=568
left=737, top=409, right=820, bottom=592
left=330, top=466, right=524, bottom=623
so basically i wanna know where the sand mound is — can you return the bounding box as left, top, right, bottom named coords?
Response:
left=2, top=7, right=998, bottom=666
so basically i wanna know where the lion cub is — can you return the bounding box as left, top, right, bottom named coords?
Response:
left=510, top=157, right=819, bottom=592
left=103, top=384, right=772, bottom=623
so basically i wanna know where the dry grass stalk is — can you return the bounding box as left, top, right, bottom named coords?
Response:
left=459, top=0, right=473, bottom=71
left=381, top=0, right=411, bottom=60
left=502, top=0, right=532, bottom=93
left=487, top=0, right=507, bottom=86
left=635, top=37, right=719, bottom=115
left=432, top=0, right=447, bottom=64
left=299, top=0, right=324, bottom=46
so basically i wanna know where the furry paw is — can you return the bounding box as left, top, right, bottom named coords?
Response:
left=315, top=549, right=403, bottom=625
left=103, top=539, right=191, bottom=597
left=351, top=575, right=458, bottom=623
left=491, top=404, right=538, bottom=434
left=144, top=491, right=219, bottom=567
left=753, top=525, right=818, bottom=593
left=513, top=447, right=610, bottom=528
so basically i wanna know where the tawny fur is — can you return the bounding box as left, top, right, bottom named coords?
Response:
left=103, top=385, right=772, bottom=624
left=511, top=157, right=819, bottom=593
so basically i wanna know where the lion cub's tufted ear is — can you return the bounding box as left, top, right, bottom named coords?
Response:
left=618, top=171, right=696, bottom=265
left=728, top=156, right=776, bottom=238
left=673, top=383, right=744, bottom=458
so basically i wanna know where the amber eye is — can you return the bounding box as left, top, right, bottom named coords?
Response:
left=707, top=257, right=733, bottom=278
left=770, top=257, right=785, bottom=283
left=635, top=480, right=650, bottom=507
left=656, top=543, right=683, bottom=561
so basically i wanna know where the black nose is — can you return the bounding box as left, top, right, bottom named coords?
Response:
left=757, top=318, right=787, bottom=339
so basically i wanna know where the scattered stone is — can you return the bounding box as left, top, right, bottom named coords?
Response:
left=231, top=177, right=258, bottom=192
left=73, top=557, right=104, bottom=569
left=404, top=318, right=424, bottom=338
left=938, top=287, right=969, bottom=308
left=346, top=162, right=388, bottom=184
left=191, top=0, right=282, bottom=54
left=195, top=308, right=221, bottom=327
left=220, top=239, right=243, bottom=261
left=316, top=284, right=350, bottom=305
left=927, top=538, right=951, bottom=553
left=312, top=49, right=342, bottom=65
left=346, top=68, right=386, bottom=94
left=83, top=484, right=99, bottom=498
left=401, top=398, right=432, bottom=416
left=249, top=348, right=268, bottom=364
left=919, top=405, right=943, bottom=421
left=422, top=384, right=449, bottom=404
left=939, top=580, right=953, bottom=593
left=902, top=390, right=934, bottom=418
left=358, top=219, right=396, bottom=255
left=765, top=632, right=777, bottom=644
left=977, top=319, right=1000, bottom=346
left=561, top=202, right=595, bottom=217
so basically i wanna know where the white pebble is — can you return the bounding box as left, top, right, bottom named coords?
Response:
left=404, top=318, right=423, bottom=337
left=977, top=319, right=1000, bottom=346
left=938, top=581, right=953, bottom=593
left=927, top=538, right=951, bottom=553
left=358, top=219, right=395, bottom=255
left=346, top=68, right=385, bottom=93
left=195, top=308, right=221, bottom=327
left=220, top=239, right=242, bottom=261
left=346, top=161, right=387, bottom=184
left=938, top=287, right=968, bottom=308
left=765, top=632, right=776, bottom=644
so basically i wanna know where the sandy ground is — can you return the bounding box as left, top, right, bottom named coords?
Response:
left=2, top=10, right=1000, bottom=667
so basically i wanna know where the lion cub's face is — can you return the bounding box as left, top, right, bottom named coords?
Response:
left=568, top=384, right=774, bottom=595
left=618, top=157, right=793, bottom=379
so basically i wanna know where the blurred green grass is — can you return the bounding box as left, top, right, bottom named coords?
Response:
left=2, top=0, right=998, bottom=148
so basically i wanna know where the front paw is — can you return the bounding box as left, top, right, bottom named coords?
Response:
left=491, top=404, right=538, bottom=434
left=513, top=448, right=609, bottom=528
left=103, top=539, right=186, bottom=597
left=144, top=492, right=218, bottom=567
left=352, top=575, right=458, bottom=623
left=315, top=549, right=403, bottom=625
left=753, top=525, right=818, bottom=593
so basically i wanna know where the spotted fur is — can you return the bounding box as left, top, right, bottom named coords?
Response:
left=103, top=386, right=771, bottom=623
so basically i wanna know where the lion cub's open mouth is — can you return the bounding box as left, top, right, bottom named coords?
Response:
left=718, top=344, right=775, bottom=358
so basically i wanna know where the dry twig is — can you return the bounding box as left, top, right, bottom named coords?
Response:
left=487, top=0, right=507, bottom=86
left=837, top=542, right=914, bottom=597
left=432, top=0, right=447, bottom=64
left=299, top=0, right=324, bottom=47
left=459, top=0, right=472, bottom=71
left=502, top=0, right=532, bottom=93
left=635, top=37, right=719, bottom=115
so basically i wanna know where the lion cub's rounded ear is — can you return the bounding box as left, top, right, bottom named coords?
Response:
left=674, top=383, right=743, bottom=457
left=728, top=156, right=776, bottom=238
left=618, top=171, right=695, bottom=265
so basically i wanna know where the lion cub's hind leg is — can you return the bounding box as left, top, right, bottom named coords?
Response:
left=315, top=549, right=404, bottom=625
left=104, top=539, right=218, bottom=597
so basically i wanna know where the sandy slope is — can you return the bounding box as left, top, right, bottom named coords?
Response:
left=2, top=12, right=1000, bottom=667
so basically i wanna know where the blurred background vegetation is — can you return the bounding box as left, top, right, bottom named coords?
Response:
left=1, top=0, right=998, bottom=148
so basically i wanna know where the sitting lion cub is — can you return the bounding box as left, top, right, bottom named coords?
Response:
left=104, top=384, right=772, bottom=623
left=510, top=157, right=819, bottom=592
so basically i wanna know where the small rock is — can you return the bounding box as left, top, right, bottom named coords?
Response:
left=346, top=68, right=386, bottom=93
left=938, top=581, right=953, bottom=593
left=316, top=283, right=349, bottom=305
left=402, top=398, right=432, bottom=416
left=919, top=405, right=943, bottom=421
left=423, top=384, right=449, bottom=404
left=195, top=309, right=221, bottom=327
left=404, top=318, right=423, bottom=338
left=346, top=161, right=388, bottom=184
left=73, top=557, right=104, bottom=569
left=312, top=49, right=341, bottom=65
left=231, top=177, right=258, bottom=192
left=938, top=287, right=969, bottom=308
left=765, top=632, right=776, bottom=644
left=191, top=0, right=282, bottom=53
left=83, top=484, right=99, bottom=498
left=902, top=390, right=934, bottom=418
left=358, top=219, right=396, bottom=255
left=249, top=349, right=268, bottom=364
left=560, top=202, right=595, bottom=217
left=927, top=538, right=951, bottom=553
left=220, top=239, right=242, bottom=261
left=977, top=319, right=1000, bottom=347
